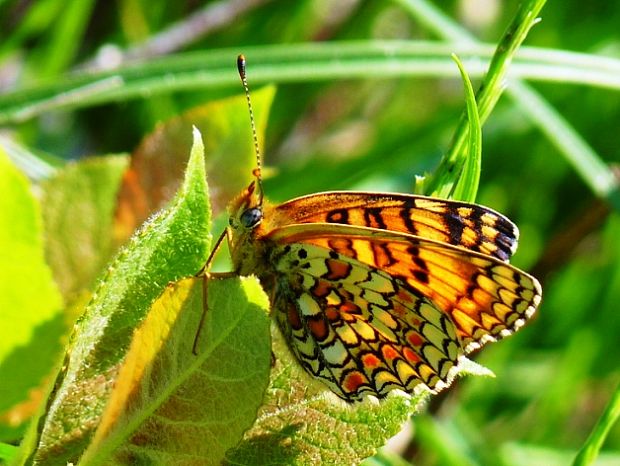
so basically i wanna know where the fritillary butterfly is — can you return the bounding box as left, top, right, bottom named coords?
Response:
left=215, top=55, right=541, bottom=402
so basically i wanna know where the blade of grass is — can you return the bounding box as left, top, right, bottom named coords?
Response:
left=35, top=0, right=96, bottom=78
left=395, top=0, right=620, bottom=209
left=2, top=41, right=620, bottom=124
left=0, top=135, right=58, bottom=181
left=572, top=382, right=620, bottom=466
left=0, top=0, right=62, bottom=60
left=509, top=81, right=620, bottom=206
left=418, top=53, right=481, bottom=201
left=448, top=54, right=481, bottom=202
left=417, top=0, right=545, bottom=197
left=413, top=415, right=481, bottom=466
left=116, top=0, right=273, bottom=62
left=0, top=442, right=18, bottom=462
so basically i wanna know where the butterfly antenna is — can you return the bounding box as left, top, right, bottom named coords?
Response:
left=237, top=54, right=264, bottom=205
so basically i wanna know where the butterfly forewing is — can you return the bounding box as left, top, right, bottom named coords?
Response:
left=274, top=192, right=519, bottom=261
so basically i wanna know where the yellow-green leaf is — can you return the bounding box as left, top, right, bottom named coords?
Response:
left=80, top=276, right=271, bottom=466
left=417, top=57, right=482, bottom=201
left=0, top=147, right=64, bottom=439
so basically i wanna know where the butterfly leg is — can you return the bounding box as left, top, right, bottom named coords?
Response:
left=192, top=229, right=231, bottom=355
left=192, top=271, right=210, bottom=355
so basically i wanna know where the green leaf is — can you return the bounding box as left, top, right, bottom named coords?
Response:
left=0, top=442, right=19, bottom=462
left=0, top=147, right=64, bottom=438
left=32, top=0, right=96, bottom=78
left=80, top=276, right=271, bottom=466
left=42, top=155, right=129, bottom=303
left=226, top=333, right=493, bottom=465
left=226, top=332, right=424, bottom=465
left=411, top=0, right=542, bottom=200
left=450, top=54, right=482, bottom=202
left=21, top=129, right=211, bottom=465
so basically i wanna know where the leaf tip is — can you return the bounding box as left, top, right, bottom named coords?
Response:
left=179, top=126, right=210, bottom=223
left=188, top=126, right=206, bottom=177
left=179, top=126, right=206, bottom=194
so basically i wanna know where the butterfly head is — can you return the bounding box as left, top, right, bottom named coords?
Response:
left=228, top=179, right=263, bottom=228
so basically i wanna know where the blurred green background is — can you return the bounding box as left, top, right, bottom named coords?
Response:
left=1, top=0, right=619, bottom=465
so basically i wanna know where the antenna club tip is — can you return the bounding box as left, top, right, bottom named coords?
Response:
left=237, top=54, right=246, bottom=78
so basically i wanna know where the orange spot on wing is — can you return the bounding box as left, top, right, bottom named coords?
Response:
left=392, top=302, right=407, bottom=318
left=343, top=371, right=367, bottom=393
left=397, top=288, right=415, bottom=304
left=327, top=237, right=355, bottom=255
left=382, top=345, right=399, bottom=361
left=403, top=347, right=421, bottom=363
left=325, top=306, right=340, bottom=322
left=287, top=304, right=302, bottom=330
left=325, top=258, right=351, bottom=280
left=340, top=301, right=361, bottom=313
left=338, top=301, right=360, bottom=322
left=407, top=332, right=424, bottom=347
left=312, top=279, right=331, bottom=298
left=308, top=316, right=328, bottom=340
left=361, top=353, right=382, bottom=369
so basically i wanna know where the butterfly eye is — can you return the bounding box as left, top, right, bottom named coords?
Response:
left=240, top=207, right=263, bottom=228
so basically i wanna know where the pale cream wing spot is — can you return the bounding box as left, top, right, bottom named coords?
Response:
left=298, top=292, right=321, bottom=316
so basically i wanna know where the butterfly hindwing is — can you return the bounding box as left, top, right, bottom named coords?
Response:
left=272, top=242, right=464, bottom=401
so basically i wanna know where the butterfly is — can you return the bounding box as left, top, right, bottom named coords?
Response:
left=210, top=55, right=542, bottom=403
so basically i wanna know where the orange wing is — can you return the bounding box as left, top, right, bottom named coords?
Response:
left=274, top=191, right=518, bottom=261
left=268, top=223, right=541, bottom=351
